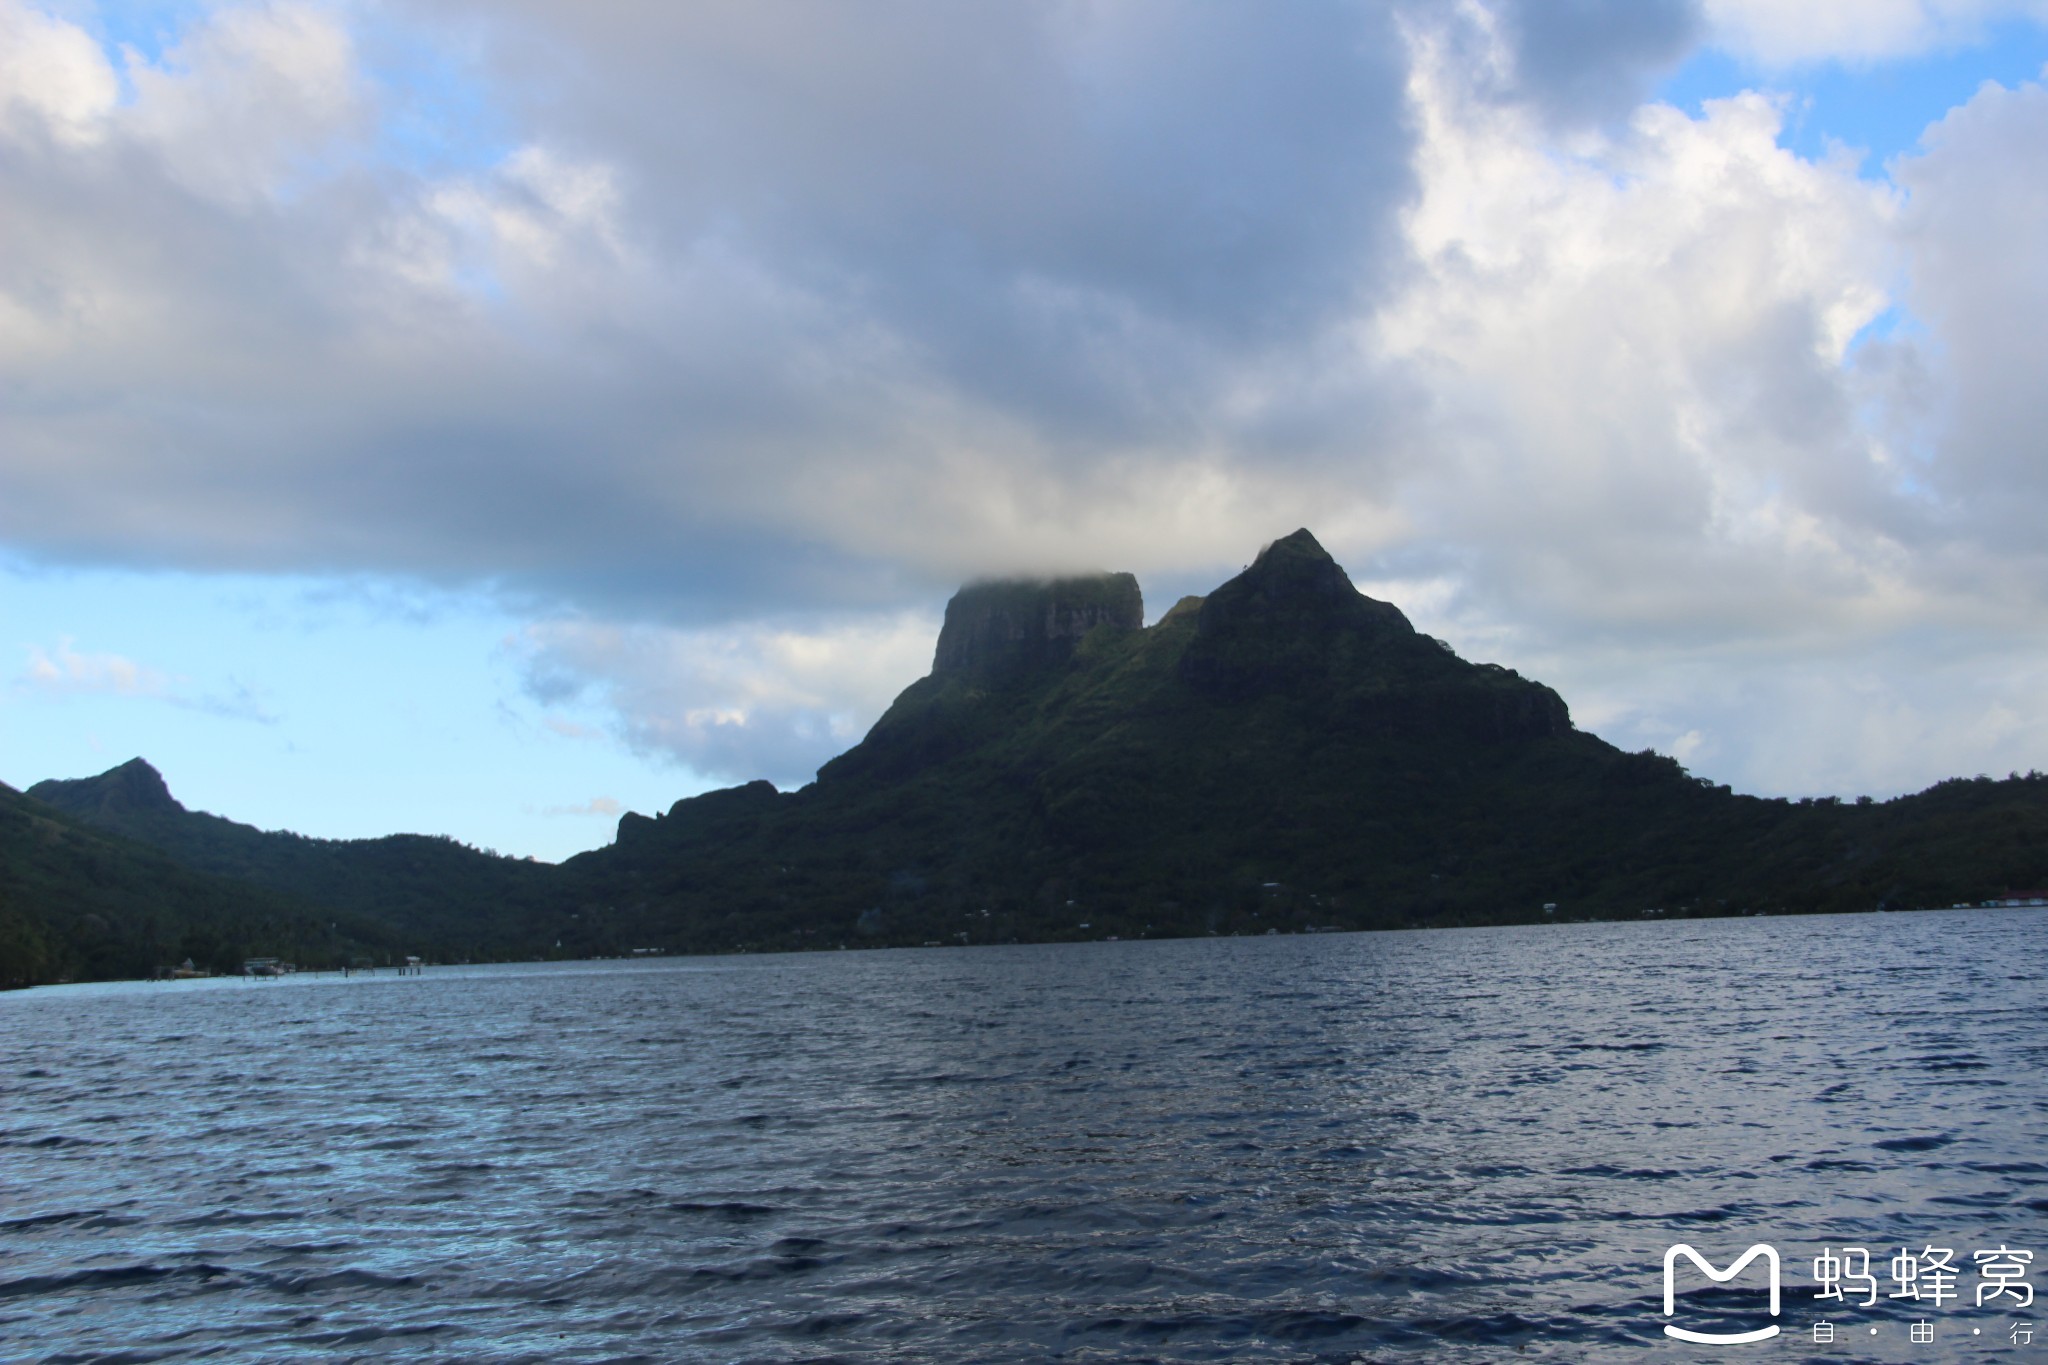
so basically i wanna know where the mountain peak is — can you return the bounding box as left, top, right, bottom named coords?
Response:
left=1179, top=529, right=1415, bottom=697
left=932, top=573, right=1143, bottom=680
left=1228, top=528, right=1363, bottom=605
left=28, top=757, right=184, bottom=818
left=1263, top=526, right=1337, bottom=563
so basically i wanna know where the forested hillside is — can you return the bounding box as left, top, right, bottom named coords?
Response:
left=18, top=530, right=2047, bottom=983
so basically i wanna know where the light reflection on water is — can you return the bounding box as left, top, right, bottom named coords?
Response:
left=2, top=910, right=2043, bottom=1361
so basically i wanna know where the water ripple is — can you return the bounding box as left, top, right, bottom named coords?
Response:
left=1, top=908, right=2043, bottom=1361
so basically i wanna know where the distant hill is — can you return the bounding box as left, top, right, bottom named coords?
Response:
left=26, top=759, right=557, bottom=962
left=24, top=528, right=2048, bottom=972
left=0, top=781, right=396, bottom=987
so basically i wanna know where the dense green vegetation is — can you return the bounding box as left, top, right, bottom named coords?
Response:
left=0, top=781, right=397, bottom=986
left=26, top=759, right=558, bottom=970
left=561, top=531, right=2048, bottom=951
left=13, top=528, right=2048, bottom=983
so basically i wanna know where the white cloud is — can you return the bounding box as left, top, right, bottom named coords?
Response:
left=17, top=636, right=275, bottom=721
left=1366, top=12, right=2048, bottom=799
left=1517, top=633, right=2048, bottom=798
left=1704, top=0, right=2048, bottom=64
left=509, top=610, right=940, bottom=786
left=0, top=0, right=1421, bottom=614
left=537, top=795, right=620, bottom=818
left=22, top=637, right=171, bottom=697
left=0, top=0, right=118, bottom=147
left=390, top=143, right=626, bottom=296
left=7, top=0, right=2048, bottom=812
left=1895, top=75, right=2048, bottom=543
left=1381, top=23, right=1916, bottom=642
left=1669, top=728, right=1708, bottom=763
left=122, top=2, right=363, bottom=204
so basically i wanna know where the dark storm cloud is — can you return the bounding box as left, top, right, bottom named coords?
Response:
left=21, top=0, right=2048, bottom=804
left=0, top=0, right=1770, bottom=634
left=457, top=2, right=1414, bottom=324
left=405, top=0, right=1424, bottom=470
left=0, top=0, right=1443, bottom=628
left=1484, top=0, right=1703, bottom=124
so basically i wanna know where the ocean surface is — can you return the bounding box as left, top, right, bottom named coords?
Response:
left=2, top=910, right=2043, bottom=1363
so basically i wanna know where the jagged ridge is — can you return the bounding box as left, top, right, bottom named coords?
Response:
left=22, top=528, right=2048, bottom=970
left=570, top=528, right=2048, bottom=951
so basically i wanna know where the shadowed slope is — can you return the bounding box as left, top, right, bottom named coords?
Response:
left=28, top=531, right=2048, bottom=965
left=29, top=760, right=556, bottom=959
left=0, top=780, right=397, bottom=986
left=566, top=530, right=2048, bottom=951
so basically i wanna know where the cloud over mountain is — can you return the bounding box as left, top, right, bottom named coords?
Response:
left=4, top=0, right=2048, bottom=802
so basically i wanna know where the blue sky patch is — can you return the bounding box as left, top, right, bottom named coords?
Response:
left=1658, top=19, right=2048, bottom=170
left=355, top=13, right=517, bottom=179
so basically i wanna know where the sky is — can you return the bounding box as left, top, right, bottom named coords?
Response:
left=6, top=0, right=2048, bottom=862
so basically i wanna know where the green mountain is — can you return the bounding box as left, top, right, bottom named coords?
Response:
left=558, top=529, right=2048, bottom=950
left=25, top=758, right=557, bottom=964
left=22, top=528, right=2048, bottom=973
left=0, top=780, right=397, bottom=987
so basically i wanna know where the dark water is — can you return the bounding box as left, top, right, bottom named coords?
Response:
left=2, top=911, right=2043, bottom=1363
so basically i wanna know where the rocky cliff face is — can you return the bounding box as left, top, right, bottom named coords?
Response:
left=931, top=573, right=1144, bottom=681
left=811, top=572, right=1145, bottom=787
